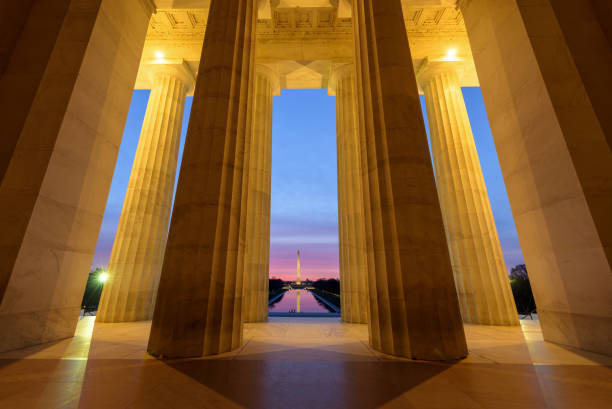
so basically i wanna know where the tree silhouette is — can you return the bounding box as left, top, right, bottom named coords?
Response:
left=509, top=264, right=537, bottom=317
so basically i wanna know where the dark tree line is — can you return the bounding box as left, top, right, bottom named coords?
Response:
left=269, top=278, right=284, bottom=291
left=509, top=264, right=537, bottom=316
left=268, top=278, right=285, bottom=300
left=312, top=278, right=340, bottom=295
left=81, top=267, right=535, bottom=317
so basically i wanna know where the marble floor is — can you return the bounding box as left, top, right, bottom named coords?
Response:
left=0, top=317, right=611, bottom=409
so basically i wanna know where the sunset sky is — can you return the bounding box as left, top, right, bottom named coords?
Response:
left=90, top=88, right=524, bottom=282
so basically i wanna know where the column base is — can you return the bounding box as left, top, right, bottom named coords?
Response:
left=95, top=312, right=154, bottom=324
left=148, top=341, right=244, bottom=359
left=369, top=342, right=468, bottom=361
left=341, top=316, right=367, bottom=324
left=0, top=306, right=79, bottom=353
left=461, top=314, right=520, bottom=326
left=243, top=316, right=268, bottom=324
left=539, top=309, right=612, bottom=357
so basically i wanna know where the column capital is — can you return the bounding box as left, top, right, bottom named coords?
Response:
left=142, top=59, right=196, bottom=94
left=328, top=62, right=355, bottom=96
left=415, top=59, right=463, bottom=89
left=255, top=64, right=281, bottom=96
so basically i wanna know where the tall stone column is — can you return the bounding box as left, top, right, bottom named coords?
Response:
left=0, top=0, right=154, bottom=353
left=459, top=0, right=612, bottom=356
left=243, top=64, right=279, bottom=323
left=0, top=0, right=41, bottom=181
left=148, top=0, right=257, bottom=358
left=97, top=62, right=195, bottom=323
left=330, top=63, right=368, bottom=324
left=351, top=0, right=467, bottom=360
left=417, top=61, right=518, bottom=326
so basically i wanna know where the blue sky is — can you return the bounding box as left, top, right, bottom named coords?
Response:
left=90, top=87, right=524, bottom=280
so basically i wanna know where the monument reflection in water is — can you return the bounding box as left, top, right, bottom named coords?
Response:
left=269, top=289, right=336, bottom=314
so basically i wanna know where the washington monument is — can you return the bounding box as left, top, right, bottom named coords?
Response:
left=296, top=250, right=301, bottom=285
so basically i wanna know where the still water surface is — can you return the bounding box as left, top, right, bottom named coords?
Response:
left=268, top=289, right=335, bottom=313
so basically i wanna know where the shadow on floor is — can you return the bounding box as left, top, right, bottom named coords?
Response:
left=2, top=317, right=612, bottom=409
left=165, top=354, right=453, bottom=409
left=2, top=350, right=612, bottom=408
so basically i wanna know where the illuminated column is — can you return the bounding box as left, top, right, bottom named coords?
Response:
left=0, top=0, right=154, bottom=352
left=148, top=0, right=257, bottom=358
left=352, top=0, right=467, bottom=360
left=330, top=63, right=368, bottom=324
left=97, top=62, right=194, bottom=323
left=296, top=250, right=301, bottom=285
left=459, top=0, right=612, bottom=355
left=243, top=64, right=279, bottom=323
left=417, top=60, right=519, bottom=326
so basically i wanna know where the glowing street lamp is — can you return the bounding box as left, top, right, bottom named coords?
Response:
left=98, top=272, right=109, bottom=284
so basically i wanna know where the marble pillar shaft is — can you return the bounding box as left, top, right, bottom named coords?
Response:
left=0, top=0, right=153, bottom=353
left=418, top=63, right=518, bottom=326
left=97, top=65, right=191, bottom=323
left=591, top=0, right=612, bottom=47
left=334, top=64, right=368, bottom=324
left=352, top=0, right=467, bottom=360
left=0, top=1, right=33, bottom=76
left=0, top=0, right=38, bottom=182
left=460, top=0, right=612, bottom=355
left=235, top=29, right=257, bottom=343
left=148, top=0, right=256, bottom=358
left=243, top=67, right=274, bottom=323
left=547, top=0, right=612, bottom=151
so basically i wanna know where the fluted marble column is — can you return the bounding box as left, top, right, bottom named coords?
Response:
left=352, top=0, right=467, bottom=360
left=459, top=0, right=612, bottom=355
left=97, top=62, right=194, bottom=323
left=417, top=60, right=518, bottom=326
left=243, top=65, right=279, bottom=323
left=330, top=63, right=368, bottom=324
left=0, top=0, right=154, bottom=353
left=148, top=0, right=256, bottom=358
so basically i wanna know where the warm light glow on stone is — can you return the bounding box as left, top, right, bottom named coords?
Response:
left=441, top=48, right=460, bottom=61
left=155, top=51, right=165, bottom=60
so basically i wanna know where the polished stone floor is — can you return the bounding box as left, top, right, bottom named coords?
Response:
left=1, top=317, right=611, bottom=409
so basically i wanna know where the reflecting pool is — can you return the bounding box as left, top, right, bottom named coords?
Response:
left=269, top=289, right=336, bottom=314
